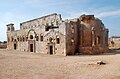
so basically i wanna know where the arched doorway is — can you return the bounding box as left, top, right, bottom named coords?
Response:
left=28, top=35, right=36, bottom=52
left=27, top=29, right=37, bottom=53
left=30, top=44, right=33, bottom=52
left=14, top=44, right=17, bottom=50
left=14, top=39, right=17, bottom=50
left=97, top=36, right=100, bottom=45
left=49, top=45, right=53, bottom=55
left=47, top=37, right=55, bottom=55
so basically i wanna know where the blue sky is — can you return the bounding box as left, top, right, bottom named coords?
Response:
left=0, top=0, right=120, bottom=41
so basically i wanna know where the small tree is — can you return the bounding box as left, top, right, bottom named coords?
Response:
left=111, top=41, right=115, bottom=47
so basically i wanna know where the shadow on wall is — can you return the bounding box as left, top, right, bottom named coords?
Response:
left=68, top=48, right=120, bottom=56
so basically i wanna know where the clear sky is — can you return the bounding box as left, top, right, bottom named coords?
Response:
left=0, top=0, right=120, bottom=41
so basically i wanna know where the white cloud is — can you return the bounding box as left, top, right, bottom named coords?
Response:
left=63, top=9, right=120, bottom=20
left=95, top=10, right=120, bottom=18
left=63, top=11, right=94, bottom=19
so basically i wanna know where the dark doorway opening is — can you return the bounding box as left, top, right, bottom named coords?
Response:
left=14, top=44, right=17, bottom=50
left=50, top=46, right=53, bottom=55
left=30, top=44, right=33, bottom=52
left=74, top=49, right=80, bottom=55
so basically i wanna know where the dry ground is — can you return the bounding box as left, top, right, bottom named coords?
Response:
left=0, top=49, right=120, bottom=79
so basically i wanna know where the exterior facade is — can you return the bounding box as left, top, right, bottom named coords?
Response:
left=7, top=13, right=109, bottom=56
left=78, top=15, right=109, bottom=54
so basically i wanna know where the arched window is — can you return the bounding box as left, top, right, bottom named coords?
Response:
left=41, top=36, right=43, bottom=41
left=30, top=35, right=33, bottom=39
left=71, top=25, right=74, bottom=33
left=11, top=37, right=14, bottom=42
left=49, top=37, right=53, bottom=43
left=40, top=34, right=43, bottom=41
left=23, top=37, right=25, bottom=42
left=7, top=27, right=10, bottom=31
left=36, top=35, right=39, bottom=41
left=97, top=36, right=100, bottom=45
left=17, top=37, right=19, bottom=41
left=14, top=39, right=17, bottom=42
left=56, top=36, right=60, bottom=44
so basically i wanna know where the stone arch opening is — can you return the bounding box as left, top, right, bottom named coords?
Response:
left=56, top=36, right=60, bottom=44
left=14, top=39, right=17, bottom=50
left=14, top=44, right=17, bottom=50
left=27, top=29, right=36, bottom=53
left=36, top=35, right=39, bottom=41
left=49, top=37, right=53, bottom=43
left=97, top=36, right=100, bottom=45
left=7, top=27, right=10, bottom=31
left=17, top=36, right=19, bottom=41
left=30, top=35, right=33, bottom=39
left=40, top=34, right=44, bottom=41
left=50, top=45, right=53, bottom=55
left=30, top=44, right=33, bottom=52
left=23, top=36, right=25, bottom=42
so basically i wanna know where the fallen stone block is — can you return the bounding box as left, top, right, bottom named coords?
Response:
left=97, top=61, right=106, bottom=65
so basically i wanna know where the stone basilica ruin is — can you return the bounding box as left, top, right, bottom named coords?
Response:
left=7, top=13, right=109, bottom=56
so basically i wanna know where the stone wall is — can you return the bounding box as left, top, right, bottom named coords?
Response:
left=65, top=21, right=78, bottom=55
left=6, top=13, right=109, bottom=56
left=20, top=13, right=62, bottom=30
left=79, top=15, right=109, bottom=54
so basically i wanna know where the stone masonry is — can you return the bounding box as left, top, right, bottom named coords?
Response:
left=6, top=13, right=109, bottom=56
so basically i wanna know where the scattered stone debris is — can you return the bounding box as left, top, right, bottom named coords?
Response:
left=88, top=61, right=106, bottom=66
left=97, top=61, right=106, bottom=65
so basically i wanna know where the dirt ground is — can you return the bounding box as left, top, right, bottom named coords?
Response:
left=0, top=49, right=120, bottom=79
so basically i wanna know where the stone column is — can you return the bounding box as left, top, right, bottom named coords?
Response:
left=106, top=29, right=109, bottom=46
left=92, top=27, right=95, bottom=46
